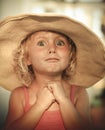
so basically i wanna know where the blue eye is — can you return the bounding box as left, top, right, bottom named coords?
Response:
left=56, top=40, right=65, bottom=46
left=37, top=41, right=46, bottom=46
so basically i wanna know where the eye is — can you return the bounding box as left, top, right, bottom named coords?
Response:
left=56, top=40, right=65, bottom=46
left=37, top=41, right=46, bottom=46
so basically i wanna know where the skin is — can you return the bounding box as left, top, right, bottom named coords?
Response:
left=4, top=31, right=92, bottom=130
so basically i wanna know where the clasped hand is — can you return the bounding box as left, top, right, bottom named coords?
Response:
left=36, top=81, right=68, bottom=111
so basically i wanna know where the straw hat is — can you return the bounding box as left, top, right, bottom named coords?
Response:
left=0, top=14, right=105, bottom=91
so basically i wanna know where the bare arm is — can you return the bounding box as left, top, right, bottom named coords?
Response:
left=4, top=87, right=55, bottom=130
left=59, top=88, right=92, bottom=130
left=48, top=82, right=92, bottom=130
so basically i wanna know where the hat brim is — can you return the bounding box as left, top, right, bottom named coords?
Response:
left=0, top=14, right=105, bottom=91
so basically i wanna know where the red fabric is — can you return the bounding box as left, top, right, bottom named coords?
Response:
left=23, top=85, right=76, bottom=130
left=35, top=111, right=65, bottom=130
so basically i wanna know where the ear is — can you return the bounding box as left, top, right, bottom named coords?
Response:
left=26, top=60, right=31, bottom=65
left=25, top=56, right=32, bottom=65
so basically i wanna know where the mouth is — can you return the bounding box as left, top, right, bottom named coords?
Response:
left=45, top=58, right=59, bottom=62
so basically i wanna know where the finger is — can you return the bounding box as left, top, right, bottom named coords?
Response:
left=47, top=84, right=53, bottom=92
left=52, top=98, right=55, bottom=103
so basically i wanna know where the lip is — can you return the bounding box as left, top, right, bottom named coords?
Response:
left=45, top=58, right=59, bottom=62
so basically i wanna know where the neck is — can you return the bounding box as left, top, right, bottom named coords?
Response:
left=31, top=73, right=63, bottom=88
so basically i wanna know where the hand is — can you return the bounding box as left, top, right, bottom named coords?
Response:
left=47, top=81, right=68, bottom=104
left=36, top=86, right=55, bottom=111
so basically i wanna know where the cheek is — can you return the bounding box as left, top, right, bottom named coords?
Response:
left=28, top=50, right=44, bottom=65
left=59, top=48, right=70, bottom=58
left=27, top=50, right=37, bottom=64
left=60, top=50, right=70, bottom=65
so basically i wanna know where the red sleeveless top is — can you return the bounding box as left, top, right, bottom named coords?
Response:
left=23, top=85, right=76, bottom=130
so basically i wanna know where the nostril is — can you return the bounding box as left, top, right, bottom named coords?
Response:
left=48, top=44, right=56, bottom=53
left=49, top=50, right=56, bottom=53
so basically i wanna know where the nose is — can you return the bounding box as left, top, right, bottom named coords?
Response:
left=48, top=43, right=56, bottom=54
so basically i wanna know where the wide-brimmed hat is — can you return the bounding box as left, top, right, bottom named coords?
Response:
left=0, top=13, right=105, bottom=91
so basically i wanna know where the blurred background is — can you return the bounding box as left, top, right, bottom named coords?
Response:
left=0, top=0, right=105, bottom=129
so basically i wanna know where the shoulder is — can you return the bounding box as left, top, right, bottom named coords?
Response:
left=72, top=85, right=88, bottom=95
left=11, top=86, right=25, bottom=96
left=71, top=85, right=89, bottom=103
left=10, top=86, right=27, bottom=103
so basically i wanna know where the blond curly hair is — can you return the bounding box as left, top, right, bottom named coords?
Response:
left=13, top=31, right=77, bottom=86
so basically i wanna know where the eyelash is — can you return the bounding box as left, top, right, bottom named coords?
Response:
left=37, top=40, right=66, bottom=46
left=37, top=41, right=46, bottom=46
left=56, top=40, right=65, bottom=46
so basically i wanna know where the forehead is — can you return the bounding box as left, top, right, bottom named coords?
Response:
left=30, top=30, right=69, bottom=40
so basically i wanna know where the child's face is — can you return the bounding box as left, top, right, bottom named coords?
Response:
left=26, top=31, right=71, bottom=76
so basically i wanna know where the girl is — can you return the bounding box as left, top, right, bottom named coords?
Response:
left=0, top=14, right=104, bottom=130
left=4, top=30, right=91, bottom=130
